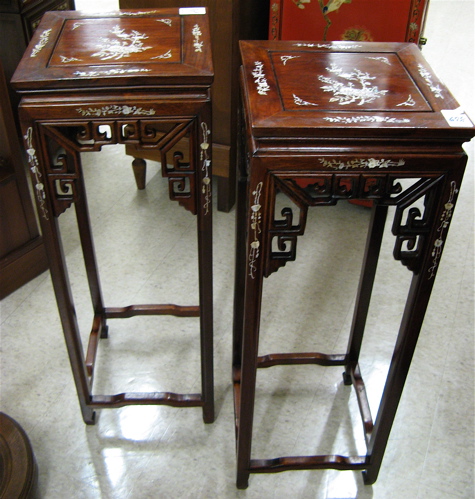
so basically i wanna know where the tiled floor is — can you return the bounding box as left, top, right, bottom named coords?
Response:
left=1, top=1, right=473, bottom=497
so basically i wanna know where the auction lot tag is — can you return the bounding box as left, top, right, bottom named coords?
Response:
left=441, top=107, right=473, bottom=127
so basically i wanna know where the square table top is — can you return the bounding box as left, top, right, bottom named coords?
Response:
left=11, top=8, right=213, bottom=92
left=239, top=40, right=474, bottom=141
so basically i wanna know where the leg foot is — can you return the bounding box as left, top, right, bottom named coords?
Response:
left=132, top=157, right=146, bottom=190
left=362, top=469, right=377, bottom=485
left=203, top=404, right=215, bottom=424
left=342, top=371, right=352, bottom=386
left=236, top=471, right=250, bottom=489
left=82, top=408, right=96, bottom=425
left=100, top=324, right=109, bottom=339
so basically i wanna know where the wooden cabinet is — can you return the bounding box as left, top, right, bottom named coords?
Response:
left=0, top=0, right=75, bottom=298
left=119, top=0, right=269, bottom=212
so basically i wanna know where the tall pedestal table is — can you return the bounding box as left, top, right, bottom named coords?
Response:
left=12, top=8, right=214, bottom=425
left=233, top=40, right=474, bottom=488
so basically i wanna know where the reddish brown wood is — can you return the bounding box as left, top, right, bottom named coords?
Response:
left=11, top=9, right=214, bottom=425
left=233, top=40, right=475, bottom=488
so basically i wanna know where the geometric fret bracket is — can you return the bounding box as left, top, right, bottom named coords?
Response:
left=281, top=173, right=402, bottom=206
left=389, top=177, right=443, bottom=274
left=42, top=118, right=199, bottom=215
left=40, top=125, right=81, bottom=217
left=266, top=174, right=444, bottom=277
left=157, top=121, right=197, bottom=215
left=265, top=172, right=402, bottom=276
left=265, top=176, right=309, bottom=277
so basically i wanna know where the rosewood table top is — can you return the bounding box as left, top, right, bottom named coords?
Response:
left=12, top=8, right=213, bottom=92
left=239, top=40, right=473, bottom=141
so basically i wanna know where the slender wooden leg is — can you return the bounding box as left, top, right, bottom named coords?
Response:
left=197, top=109, right=214, bottom=423
left=74, top=153, right=107, bottom=337
left=232, top=155, right=250, bottom=370
left=22, top=124, right=95, bottom=424
left=233, top=97, right=250, bottom=371
left=364, top=271, right=432, bottom=484
left=364, top=168, right=465, bottom=484
left=235, top=169, right=268, bottom=489
left=43, top=216, right=96, bottom=424
left=22, top=127, right=95, bottom=424
left=344, top=204, right=388, bottom=384
left=132, top=157, right=146, bottom=190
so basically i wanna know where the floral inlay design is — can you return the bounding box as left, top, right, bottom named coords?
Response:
left=428, top=181, right=457, bottom=279
left=92, top=26, right=152, bottom=61
left=294, top=94, right=318, bottom=106
left=366, top=56, right=391, bottom=66
left=71, top=22, right=84, bottom=30
left=24, top=127, right=48, bottom=220
left=252, top=62, right=270, bottom=95
left=192, top=24, right=203, bottom=52
left=31, top=29, right=52, bottom=57
left=319, top=157, right=405, bottom=170
left=200, top=122, right=212, bottom=215
left=418, top=64, right=444, bottom=99
left=73, top=68, right=151, bottom=77
left=323, top=116, right=410, bottom=124
left=151, top=50, right=172, bottom=60
left=76, top=105, right=156, bottom=117
left=319, top=64, right=388, bottom=105
left=157, top=19, right=172, bottom=26
left=396, top=95, right=416, bottom=107
left=249, top=182, right=263, bottom=279
left=281, top=55, right=300, bottom=65
left=60, top=56, right=81, bottom=63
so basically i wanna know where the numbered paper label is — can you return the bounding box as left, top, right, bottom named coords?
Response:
left=179, top=7, right=206, bottom=15
left=441, top=107, right=473, bottom=128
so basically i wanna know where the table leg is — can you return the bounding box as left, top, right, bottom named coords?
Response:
left=74, top=154, right=107, bottom=338
left=344, top=204, right=388, bottom=384
left=364, top=167, right=466, bottom=484
left=197, top=109, right=214, bottom=423
left=235, top=169, right=268, bottom=489
left=232, top=118, right=250, bottom=371
left=22, top=124, right=96, bottom=424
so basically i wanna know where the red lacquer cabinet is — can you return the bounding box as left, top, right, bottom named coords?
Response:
left=269, top=0, right=429, bottom=46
